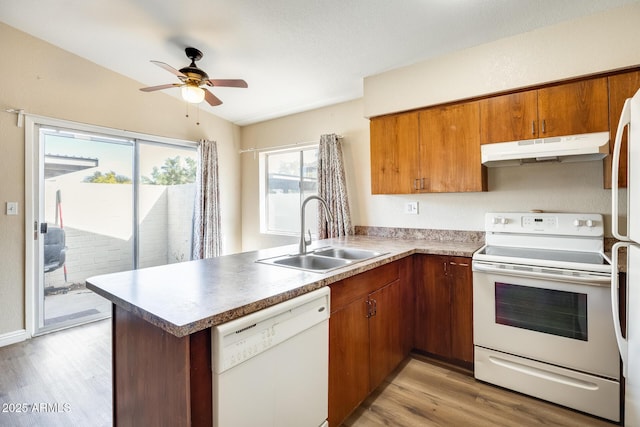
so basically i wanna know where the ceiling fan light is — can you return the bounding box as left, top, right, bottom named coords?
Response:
left=181, top=85, right=205, bottom=104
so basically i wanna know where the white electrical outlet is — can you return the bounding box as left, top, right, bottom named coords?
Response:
left=6, top=202, right=18, bottom=215
left=405, top=201, right=418, bottom=215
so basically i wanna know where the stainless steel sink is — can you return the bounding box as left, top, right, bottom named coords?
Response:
left=275, top=254, right=351, bottom=271
left=313, top=247, right=383, bottom=260
left=256, top=246, right=386, bottom=273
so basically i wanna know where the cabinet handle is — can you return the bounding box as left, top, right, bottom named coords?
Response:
left=365, top=300, right=372, bottom=318
left=542, top=119, right=546, bottom=134
left=371, top=299, right=377, bottom=317
left=414, top=178, right=420, bottom=191
left=421, top=178, right=425, bottom=190
left=451, top=261, right=469, bottom=267
left=531, top=120, right=535, bottom=135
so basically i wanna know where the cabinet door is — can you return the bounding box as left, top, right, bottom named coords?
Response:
left=328, top=297, right=370, bottom=427
left=414, top=255, right=451, bottom=357
left=479, top=90, right=538, bottom=144
left=399, top=255, right=415, bottom=356
left=370, top=112, right=420, bottom=194
left=419, top=102, right=486, bottom=193
left=537, top=77, right=609, bottom=137
left=369, top=279, right=404, bottom=391
left=605, top=70, right=640, bottom=189
left=448, top=257, right=474, bottom=365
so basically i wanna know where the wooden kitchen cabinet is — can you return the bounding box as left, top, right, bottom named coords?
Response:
left=328, top=259, right=412, bottom=426
left=419, top=101, right=487, bottom=193
left=480, top=77, right=609, bottom=144
left=414, top=255, right=473, bottom=368
left=370, top=112, right=420, bottom=194
left=370, top=101, right=486, bottom=194
left=605, top=70, right=640, bottom=189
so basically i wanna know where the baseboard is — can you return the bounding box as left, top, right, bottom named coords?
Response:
left=0, top=329, right=29, bottom=348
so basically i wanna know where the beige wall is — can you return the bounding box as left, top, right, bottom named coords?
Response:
left=241, top=99, right=369, bottom=250
left=0, top=22, right=241, bottom=337
left=240, top=5, right=639, bottom=252
left=363, top=2, right=640, bottom=118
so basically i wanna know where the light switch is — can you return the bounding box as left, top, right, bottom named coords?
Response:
left=404, top=201, right=418, bottom=215
left=6, top=202, right=18, bottom=215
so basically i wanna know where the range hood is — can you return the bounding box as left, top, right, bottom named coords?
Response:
left=481, top=131, right=610, bottom=167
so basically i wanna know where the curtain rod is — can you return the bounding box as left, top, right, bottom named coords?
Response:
left=239, top=135, right=343, bottom=154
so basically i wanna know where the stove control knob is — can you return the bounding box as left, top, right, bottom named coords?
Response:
left=573, top=219, right=584, bottom=227
left=585, top=219, right=594, bottom=227
left=492, top=216, right=507, bottom=225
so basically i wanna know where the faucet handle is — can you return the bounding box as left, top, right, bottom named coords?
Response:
left=305, top=230, right=312, bottom=245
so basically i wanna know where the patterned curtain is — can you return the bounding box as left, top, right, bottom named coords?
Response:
left=191, top=139, right=222, bottom=259
left=318, top=133, right=353, bottom=238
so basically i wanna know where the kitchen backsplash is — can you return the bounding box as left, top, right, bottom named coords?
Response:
left=354, top=226, right=485, bottom=244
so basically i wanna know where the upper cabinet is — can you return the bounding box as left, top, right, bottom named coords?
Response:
left=479, top=77, right=609, bottom=144
left=370, top=112, right=419, bottom=194
left=419, top=102, right=486, bottom=193
left=479, top=90, right=538, bottom=144
left=605, top=70, right=640, bottom=189
left=370, top=102, right=487, bottom=194
left=370, top=70, right=640, bottom=194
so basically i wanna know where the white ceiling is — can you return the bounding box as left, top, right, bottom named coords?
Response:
left=0, top=0, right=637, bottom=126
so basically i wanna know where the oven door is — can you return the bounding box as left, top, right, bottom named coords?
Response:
left=473, top=261, right=619, bottom=380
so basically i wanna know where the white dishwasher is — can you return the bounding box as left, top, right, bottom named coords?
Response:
left=212, top=287, right=330, bottom=427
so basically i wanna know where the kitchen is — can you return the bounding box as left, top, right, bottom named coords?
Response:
left=1, top=1, right=640, bottom=426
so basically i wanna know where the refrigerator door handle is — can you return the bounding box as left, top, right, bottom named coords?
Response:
left=612, top=98, right=632, bottom=241
left=611, top=241, right=629, bottom=378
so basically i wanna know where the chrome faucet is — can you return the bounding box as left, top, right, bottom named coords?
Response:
left=299, top=195, right=333, bottom=255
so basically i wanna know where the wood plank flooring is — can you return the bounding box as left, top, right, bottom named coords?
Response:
left=343, top=355, right=617, bottom=427
left=0, top=319, right=111, bottom=427
left=0, top=320, right=618, bottom=427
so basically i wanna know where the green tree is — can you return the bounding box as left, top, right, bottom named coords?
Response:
left=84, top=171, right=132, bottom=184
left=142, top=156, right=197, bottom=185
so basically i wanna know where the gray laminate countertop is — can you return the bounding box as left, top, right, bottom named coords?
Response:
left=86, top=235, right=482, bottom=337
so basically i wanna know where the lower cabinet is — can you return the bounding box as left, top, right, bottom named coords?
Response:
left=414, top=254, right=474, bottom=367
left=328, top=258, right=413, bottom=426
left=328, top=254, right=472, bottom=426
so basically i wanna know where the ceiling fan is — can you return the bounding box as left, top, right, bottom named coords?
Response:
left=140, top=47, right=247, bottom=106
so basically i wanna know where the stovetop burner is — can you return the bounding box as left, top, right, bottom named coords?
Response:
left=473, top=212, right=611, bottom=275
left=479, top=246, right=609, bottom=266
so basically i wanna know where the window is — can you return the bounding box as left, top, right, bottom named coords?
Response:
left=260, top=147, right=318, bottom=235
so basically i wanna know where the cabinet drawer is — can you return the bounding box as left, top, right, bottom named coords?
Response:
left=330, top=261, right=399, bottom=312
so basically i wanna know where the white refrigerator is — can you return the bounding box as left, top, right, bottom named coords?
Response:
left=612, top=88, right=640, bottom=426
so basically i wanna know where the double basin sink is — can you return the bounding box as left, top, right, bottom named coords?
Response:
left=257, top=247, right=386, bottom=273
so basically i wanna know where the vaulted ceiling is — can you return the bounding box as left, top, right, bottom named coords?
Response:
left=0, top=0, right=636, bottom=125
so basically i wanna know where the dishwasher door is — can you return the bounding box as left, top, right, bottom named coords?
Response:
left=212, top=287, right=330, bottom=427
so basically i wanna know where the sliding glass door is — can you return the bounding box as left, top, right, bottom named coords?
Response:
left=35, top=125, right=196, bottom=335
left=38, top=127, right=134, bottom=332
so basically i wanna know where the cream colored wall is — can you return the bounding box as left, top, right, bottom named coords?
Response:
left=241, top=99, right=370, bottom=250
left=241, top=5, right=638, bottom=252
left=364, top=2, right=640, bottom=118
left=0, top=22, right=241, bottom=337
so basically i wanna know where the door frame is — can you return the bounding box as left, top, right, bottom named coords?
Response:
left=25, top=114, right=196, bottom=337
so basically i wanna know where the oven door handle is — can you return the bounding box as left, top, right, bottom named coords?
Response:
left=472, top=261, right=611, bottom=284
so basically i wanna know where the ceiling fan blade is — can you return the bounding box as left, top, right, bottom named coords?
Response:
left=203, top=88, right=223, bottom=106
left=139, top=83, right=183, bottom=92
left=151, top=60, right=187, bottom=78
left=206, top=79, right=248, bottom=88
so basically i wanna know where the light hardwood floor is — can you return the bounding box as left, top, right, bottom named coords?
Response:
left=344, top=355, right=617, bottom=427
left=0, top=320, right=619, bottom=427
left=0, top=319, right=111, bottom=427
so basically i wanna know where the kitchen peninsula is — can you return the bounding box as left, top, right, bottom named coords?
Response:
left=86, top=234, right=481, bottom=426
